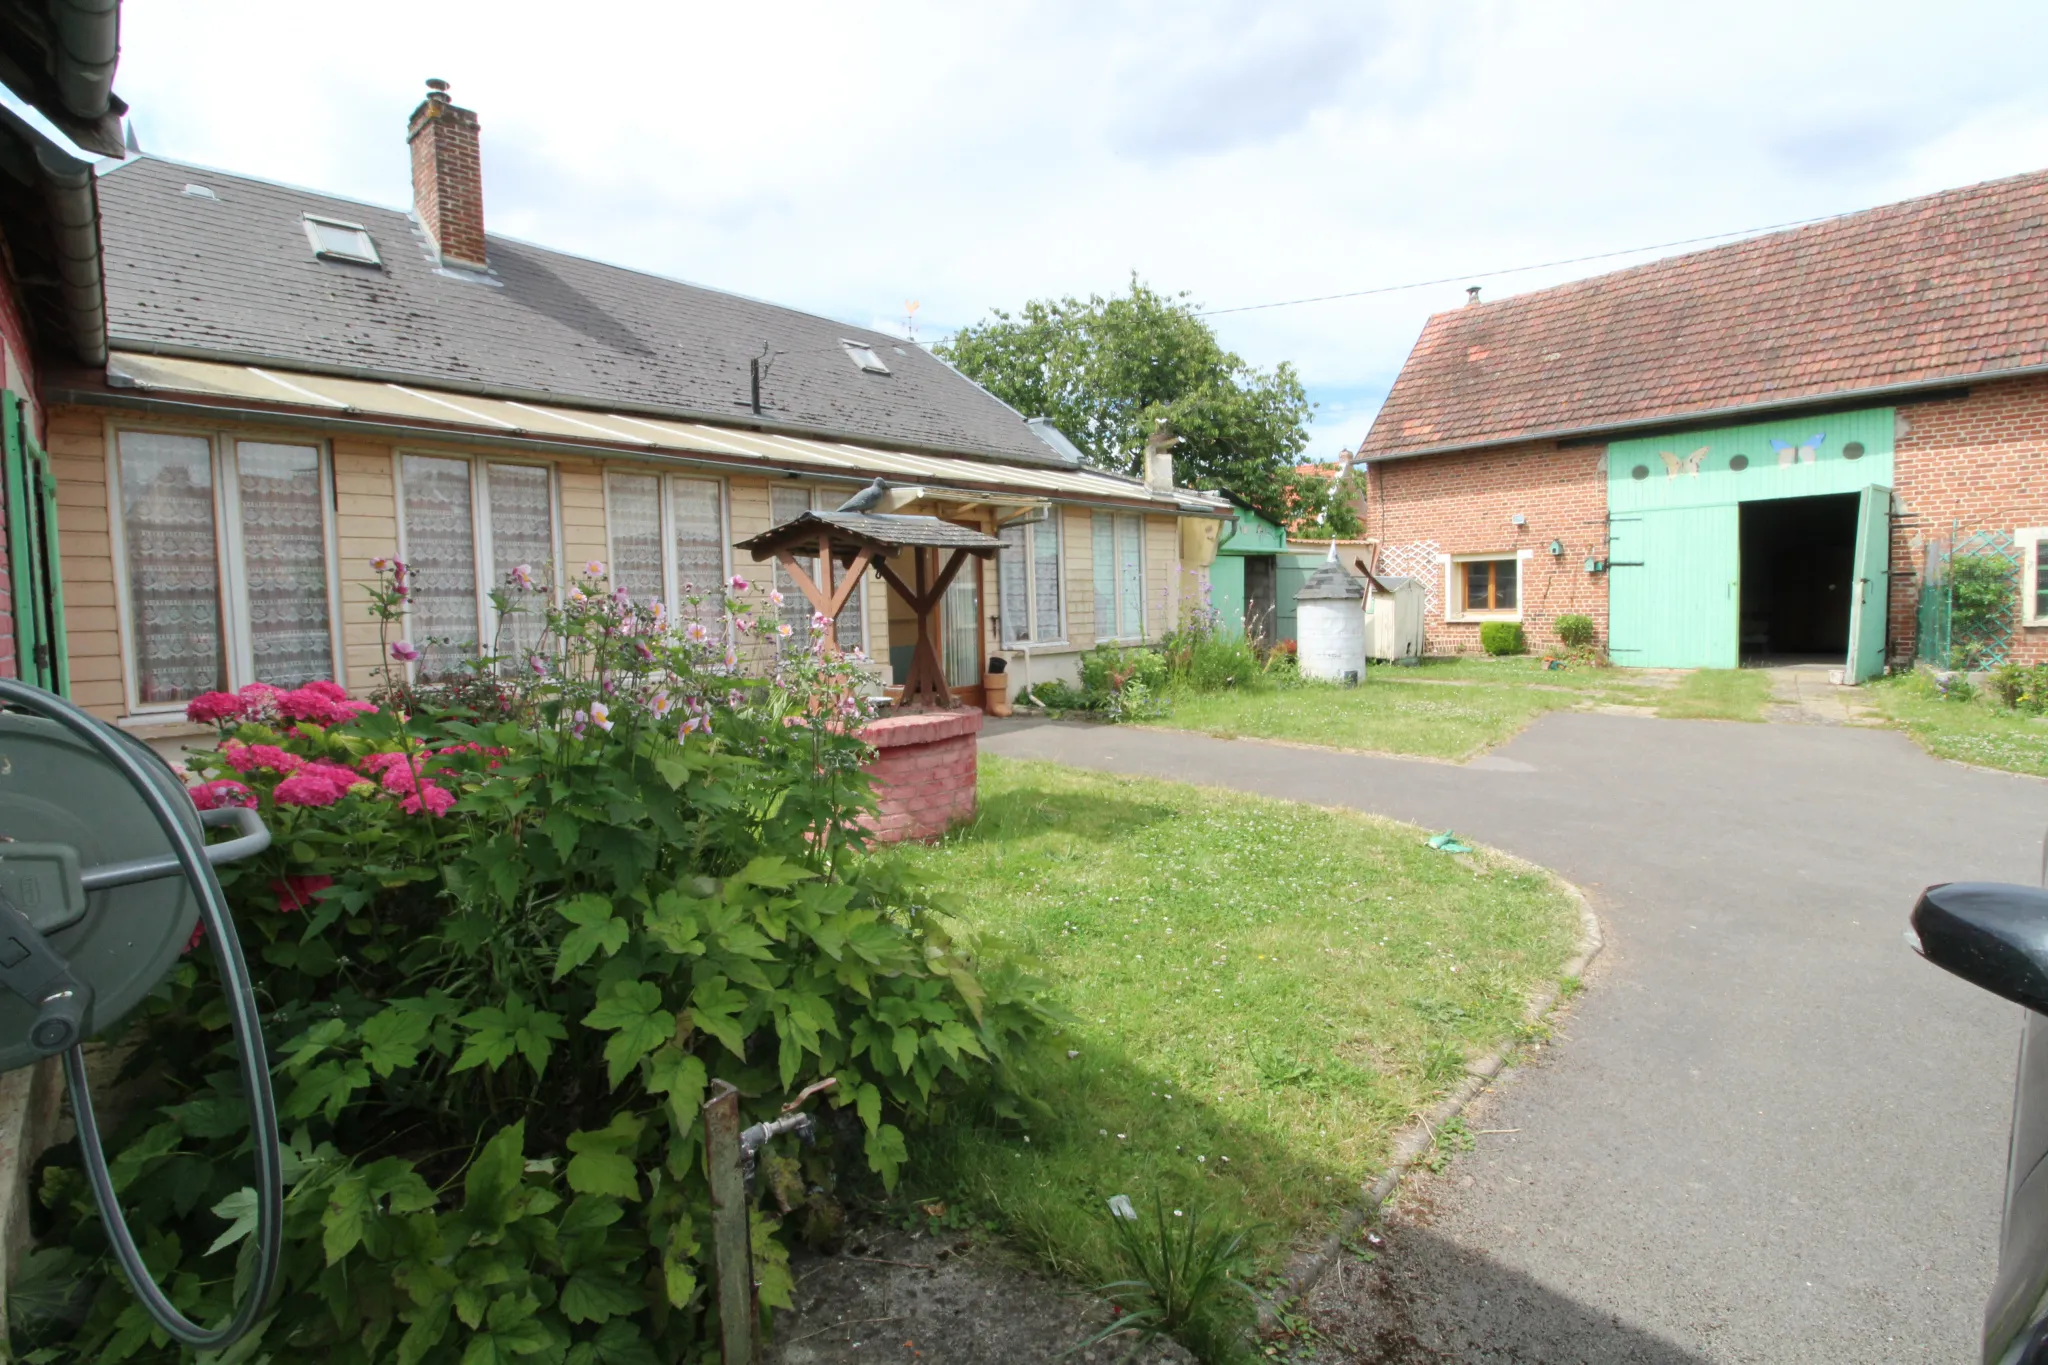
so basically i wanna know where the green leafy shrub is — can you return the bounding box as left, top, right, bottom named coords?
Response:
left=22, top=563, right=1052, bottom=1363
left=1987, top=662, right=2048, bottom=713
left=1076, top=644, right=1168, bottom=722
left=1480, top=622, right=1527, bottom=656
left=1950, top=553, right=2017, bottom=669
left=1554, top=614, right=1596, bottom=653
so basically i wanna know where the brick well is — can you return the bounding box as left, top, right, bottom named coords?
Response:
left=859, top=708, right=981, bottom=844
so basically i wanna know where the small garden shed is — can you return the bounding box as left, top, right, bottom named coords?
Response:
left=1211, top=501, right=1288, bottom=645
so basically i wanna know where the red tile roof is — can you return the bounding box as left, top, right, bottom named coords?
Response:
left=1359, top=167, right=2048, bottom=458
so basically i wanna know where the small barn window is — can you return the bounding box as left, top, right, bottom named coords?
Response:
left=1449, top=554, right=1521, bottom=621
left=2022, top=529, right=2048, bottom=627
left=841, top=341, right=891, bottom=375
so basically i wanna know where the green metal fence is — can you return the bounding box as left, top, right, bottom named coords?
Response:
left=1917, top=526, right=2018, bottom=670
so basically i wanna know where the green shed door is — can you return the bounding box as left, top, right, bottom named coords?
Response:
left=1209, top=556, right=1246, bottom=640
left=1608, top=504, right=1739, bottom=668
left=1, top=392, right=66, bottom=695
left=1844, top=485, right=1891, bottom=685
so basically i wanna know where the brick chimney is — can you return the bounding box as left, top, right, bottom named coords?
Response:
left=407, top=79, right=486, bottom=269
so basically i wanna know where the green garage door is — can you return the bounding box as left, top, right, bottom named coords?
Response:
left=1608, top=504, right=1739, bottom=669
left=1844, top=485, right=1891, bottom=685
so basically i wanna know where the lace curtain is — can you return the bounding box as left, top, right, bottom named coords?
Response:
left=1117, top=514, right=1145, bottom=640
left=607, top=473, right=664, bottom=607
left=1092, top=512, right=1118, bottom=640
left=119, top=431, right=224, bottom=703
left=997, top=522, right=1028, bottom=645
left=771, top=487, right=814, bottom=654
left=942, top=563, right=980, bottom=686
left=1034, top=516, right=1062, bottom=641
left=671, top=478, right=725, bottom=630
left=486, top=463, right=554, bottom=663
left=237, top=442, right=333, bottom=686
left=400, top=455, right=479, bottom=677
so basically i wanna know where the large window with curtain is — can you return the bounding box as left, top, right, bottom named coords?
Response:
left=1090, top=511, right=1146, bottom=642
left=603, top=471, right=730, bottom=633
left=996, top=511, right=1063, bottom=646
left=114, top=428, right=339, bottom=710
left=768, top=485, right=866, bottom=652
left=397, top=455, right=557, bottom=676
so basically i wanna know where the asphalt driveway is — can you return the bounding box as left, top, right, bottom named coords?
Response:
left=981, top=712, right=2048, bottom=1363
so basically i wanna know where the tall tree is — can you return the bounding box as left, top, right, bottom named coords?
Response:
left=938, top=276, right=1348, bottom=529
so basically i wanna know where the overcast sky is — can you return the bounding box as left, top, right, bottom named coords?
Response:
left=112, top=0, right=2048, bottom=461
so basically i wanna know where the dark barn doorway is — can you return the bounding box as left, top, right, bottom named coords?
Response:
left=1244, top=554, right=1277, bottom=646
left=1739, top=493, right=1860, bottom=662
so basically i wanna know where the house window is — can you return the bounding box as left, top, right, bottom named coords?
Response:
left=769, top=486, right=865, bottom=651
left=997, top=512, right=1063, bottom=645
left=1091, top=511, right=1146, bottom=641
left=397, top=455, right=557, bottom=675
left=1450, top=554, right=1520, bottom=621
left=2022, top=529, right=2048, bottom=627
left=603, top=471, right=730, bottom=631
left=114, top=429, right=339, bottom=708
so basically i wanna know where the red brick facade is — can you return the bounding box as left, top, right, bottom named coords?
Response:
left=859, top=709, right=980, bottom=843
left=1363, top=438, right=1609, bottom=656
left=407, top=83, right=487, bottom=269
left=1890, top=373, right=2048, bottom=666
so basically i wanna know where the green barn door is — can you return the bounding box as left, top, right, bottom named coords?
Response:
left=1608, top=504, right=1739, bottom=668
left=1, top=392, right=67, bottom=695
left=1844, top=485, right=1891, bottom=685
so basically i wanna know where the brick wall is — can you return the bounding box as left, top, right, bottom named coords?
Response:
left=1364, top=438, right=1609, bottom=656
left=858, top=708, right=980, bottom=843
left=1891, top=374, right=2048, bottom=666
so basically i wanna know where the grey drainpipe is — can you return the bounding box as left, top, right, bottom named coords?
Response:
left=47, top=0, right=120, bottom=125
left=32, top=137, right=106, bottom=366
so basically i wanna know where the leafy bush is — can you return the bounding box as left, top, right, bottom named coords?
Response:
left=1554, top=614, right=1596, bottom=653
left=1950, top=553, right=2017, bottom=669
left=1079, top=644, right=1167, bottom=700
left=1480, top=622, right=1527, bottom=656
left=23, top=563, right=1052, bottom=1363
left=1987, top=662, right=2048, bottom=713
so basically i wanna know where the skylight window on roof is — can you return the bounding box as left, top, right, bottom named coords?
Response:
left=182, top=183, right=218, bottom=200
left=841, top=341, right=891, bottom=375
left=303, top=215, right=381, bottom=265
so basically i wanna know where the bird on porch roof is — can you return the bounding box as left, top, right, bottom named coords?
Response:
left=837, top=477, right=889, bottom=512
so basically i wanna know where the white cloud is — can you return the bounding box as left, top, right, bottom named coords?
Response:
left=116, top=0, right=2048, bottom=463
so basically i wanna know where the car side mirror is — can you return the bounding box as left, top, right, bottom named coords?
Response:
left=1912, top=882, right=2048, bottom=1014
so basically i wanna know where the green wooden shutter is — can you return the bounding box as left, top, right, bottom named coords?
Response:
left=1, top=392, right=67, bottom=695
left=1607, top=505, right=1739, bottom=668
left=1844, top=485, right=1891, bottom=684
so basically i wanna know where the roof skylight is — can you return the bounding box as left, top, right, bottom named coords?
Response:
left=181, top=183, right=218, bottom=200
left=303, top=214, right=380, bottom=265
left=841, top=341, right=891, bottom=375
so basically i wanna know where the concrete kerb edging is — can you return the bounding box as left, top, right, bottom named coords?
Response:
left=1253, top=871, right=1605, bottom=1334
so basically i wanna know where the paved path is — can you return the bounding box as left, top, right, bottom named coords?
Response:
left=981, top=713, right=2048, bottom=1363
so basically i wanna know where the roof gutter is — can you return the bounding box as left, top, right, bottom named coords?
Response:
left=47, top=0, right=119, bottom=127
left=47, top=381, right=1220, bottom=516
left=0, top=99, right=106, bottom=364
left=1359, top=362, right=2048, bottom=461
left=103, top=336, right=1079, bottom=476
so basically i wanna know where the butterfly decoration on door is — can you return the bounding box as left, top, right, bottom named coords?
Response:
left=1769, top=433, right=1826, bottom=466
left=1658, top=446, right=1709, bottom=478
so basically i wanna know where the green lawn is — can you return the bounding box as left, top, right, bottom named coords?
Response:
left=1140, top=657, right=1658, bottom=761
left=889, top=757, right=1583, bottom=1342
left=1868, top=672, right=2048, bottom=776
left=1653, top=668, right=1774, bottom=722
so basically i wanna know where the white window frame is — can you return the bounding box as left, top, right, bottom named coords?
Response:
left=602, top=468, right=734, bottom=634
left=393, top=452, right=564, bottom=672
left=1092, top=511, right=1148, bottom=644
left=1445, top=550, right=1528, bottom=624
left=2021, top=528, right=2048, bottom=627
left=105, top=421, right=345, bottom=715
left=997, top=511, right=1066, bottom=647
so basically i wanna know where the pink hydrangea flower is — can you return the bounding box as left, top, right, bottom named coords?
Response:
left=186, top=691, right=244, bottom=725
left=275, top=681, right=375, bottom=726
left=188, top=779, right=255, bottom=811
left=219, top=742, right=305, bottom=775
left=402, top=782, right=456, bottom=817
left=273, top=773, right=344, bottom=807
left=270, top=874, right=333, bottom=913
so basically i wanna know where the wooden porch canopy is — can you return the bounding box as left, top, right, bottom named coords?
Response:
left=735, top=510, right=1002, bottom=709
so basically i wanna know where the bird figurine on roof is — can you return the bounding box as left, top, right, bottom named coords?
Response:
left=837, top=478, right=889, bottom=513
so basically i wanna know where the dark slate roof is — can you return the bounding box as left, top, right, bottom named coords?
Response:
left=736, top=510, right=1003, bottom=561
left=93, top=155, right=1062, bottom=466
left=1361, top=166, right=2048, bottom=458
left=1294, top=557, right=1362, bottom=601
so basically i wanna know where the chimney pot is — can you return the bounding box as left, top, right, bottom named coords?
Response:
left=408, top=79, right=486, bottom=269
left=1466, top=286, right=1481, bottom=305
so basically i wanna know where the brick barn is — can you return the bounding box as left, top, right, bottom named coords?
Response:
left=1357, top=167, right=2048, bottom=677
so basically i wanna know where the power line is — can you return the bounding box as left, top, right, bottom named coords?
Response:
left=1193, top=210, right=1855, bottom=317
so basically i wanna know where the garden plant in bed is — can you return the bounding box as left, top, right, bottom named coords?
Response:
left=16, top=563, right=1052, bottom=1364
